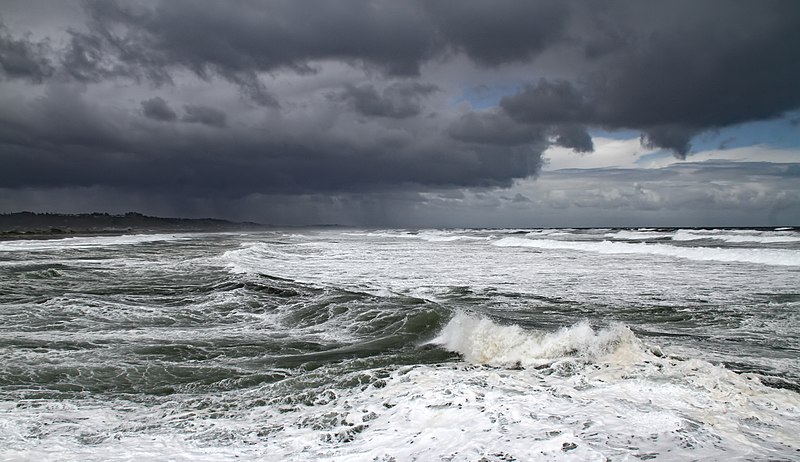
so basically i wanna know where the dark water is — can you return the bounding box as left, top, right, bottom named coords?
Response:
left=1, top=229, right=798, bottom=460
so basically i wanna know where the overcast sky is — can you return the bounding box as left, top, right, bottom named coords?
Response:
left=1, top=0, right=798, bottom=227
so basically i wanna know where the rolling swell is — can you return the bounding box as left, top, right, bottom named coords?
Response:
left=240, top=273, right=453, bottom=370
left=0, top=269, right=450, bottom=401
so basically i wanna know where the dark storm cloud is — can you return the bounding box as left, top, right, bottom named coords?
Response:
left=497, top=1, right=800, bottom=156
left=0, top=84, right=540, bottom=195
left=57, top=0, right=440, bottom=103
left=7, top=1, right=800, bottom=142
left=141, top=97, right=177, bottom=122
left=448, top=111, right=545, bottom=147
left=56, top=0, right=573, bottom=90
left=639, top=126, right=695, bottom=158
left=0, top=0, right=799, bottom=220
left=182, top=105, right=227, bottom=128
left=446, top=110, right=591, bottom=153
left=336, top=82, right=439, bottom=119
left=553, top=125, right=593, bottom=153
left=0, top=128, right=540, bottom=195
left=500, top=80, right=589, bottom=125
left=0, top=84, right=125, bottom=152
left=0, top=22, right=53, bottom=82
left=422, top=0, right=570, bottom=66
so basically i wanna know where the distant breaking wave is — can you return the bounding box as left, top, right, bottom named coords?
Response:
left=0, top=233, right=190, bottom=252
left=493, top=236, right=800, bottom=266
left=600, top=229, right=800, bottom=243
left=670, top=229, right=800, bottom=243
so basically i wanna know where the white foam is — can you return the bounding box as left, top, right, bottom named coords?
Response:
left=0, top=234, right=191, bottom=252
left=3, top=349, right=798, bottom=462
left=672, top=229, right=800, bottom=243
left=525, top=230, right=575, bottom=238
left=721, top=234, right=800, bottom=243
left=341, top=230, right=487, bottom=243
left=604, top=230, right=674, bottom=240
left=0, top=400, right=257, bottom=462
left=432, top=313, right=645, bottom=367
left=493, top=236, right=800, bottom=266
left=418, top=234, right=485, bottom=242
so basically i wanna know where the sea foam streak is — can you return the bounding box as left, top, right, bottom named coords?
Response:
left=0, top=233, right=189, bottom=252
left=604, top=230, right=674, bottom=240
left=493, top=236, right=800, bottom=266
left=672, top=229, right=800, bottom=243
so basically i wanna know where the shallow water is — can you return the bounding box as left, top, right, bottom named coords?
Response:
left=1, top=228, right=799, bottom=460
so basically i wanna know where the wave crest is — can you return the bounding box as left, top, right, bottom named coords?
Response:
left=492, top=236, right=800, bottom=266
left=432, top=313, right=646, bottom=367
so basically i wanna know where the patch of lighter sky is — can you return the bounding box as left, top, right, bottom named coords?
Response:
left=642, top=145, right=800, bottom=168
left=543, top=137, right=800, bottom=171
left=542, top=137, right=658, bottom=171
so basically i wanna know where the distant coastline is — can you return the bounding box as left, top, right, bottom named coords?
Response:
left=0, top=212, right=269, bottom=240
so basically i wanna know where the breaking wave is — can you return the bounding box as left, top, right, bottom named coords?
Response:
left=0, top=234, right=190, bottom=252
left=432, top=313, right=650, bottom=367
left=671, top=229, right=800, bottom=243
left=493, top=236, right=800, bottom=266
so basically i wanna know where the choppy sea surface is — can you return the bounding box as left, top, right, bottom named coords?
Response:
left=1, top=228, right=799, bottom=461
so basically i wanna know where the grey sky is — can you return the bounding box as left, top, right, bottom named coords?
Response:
left=0, top=0, right=798, bottom=226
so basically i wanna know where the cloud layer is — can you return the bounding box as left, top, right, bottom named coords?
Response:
left=0, top=0, right=798, bottom=224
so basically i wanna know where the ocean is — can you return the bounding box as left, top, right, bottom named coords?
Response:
left=1, top=228, right=798, bottom=460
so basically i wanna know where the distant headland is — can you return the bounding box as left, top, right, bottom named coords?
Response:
left=0, top=212, right=269, bottom=239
